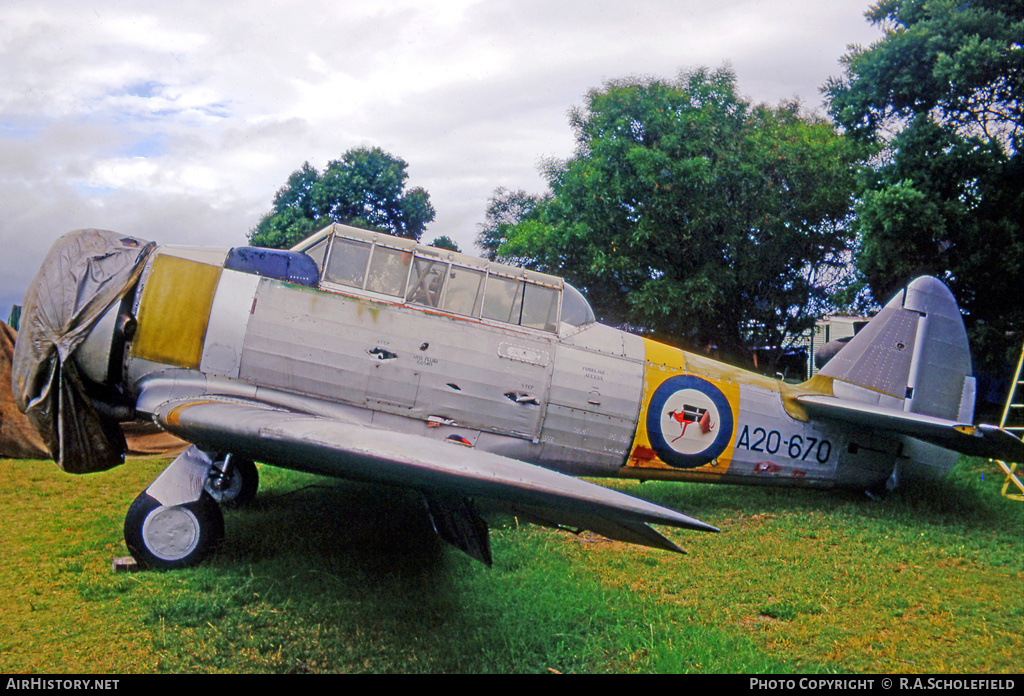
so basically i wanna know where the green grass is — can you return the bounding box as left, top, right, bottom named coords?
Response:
left=0, top=455, right=1020, bottom=673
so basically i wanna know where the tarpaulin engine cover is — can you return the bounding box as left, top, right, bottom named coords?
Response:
left=12, top=229, right=155, bottom=473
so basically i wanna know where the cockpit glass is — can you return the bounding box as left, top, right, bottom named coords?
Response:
left=561, top=283, right=595, bottom=326
left=366, top=246, right=410, bottom=297
left=323, top=238, right=371, bottom=289
left=406, top=256, right=448, bottom=307
left=304, top=238, right=329, bottom=272
left=443, top=266, right=485, bottom=316
left=482, top=275, right=524, bottom=324
left=521, top=283, right=560, bottom=332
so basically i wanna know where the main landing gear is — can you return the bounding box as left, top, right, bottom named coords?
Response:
left=123, top=491, right=224, bottom=570
left=123, top=448, right=258, bottom=569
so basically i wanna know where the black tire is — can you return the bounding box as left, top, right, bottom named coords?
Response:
left=205, top=457, right=259, bottom=508
left=124, top=491, right=224, bottom=570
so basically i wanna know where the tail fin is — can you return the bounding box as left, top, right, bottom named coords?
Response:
left=818, top=276, right=975, bottom=423
left=815, top=277, right=977, bottom=483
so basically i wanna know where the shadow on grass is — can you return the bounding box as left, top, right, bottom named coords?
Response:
left=610, top=456, right=1020, bottom=535
left=135, top=475, right=703, bottom=673
left=136, top=478, right=493, bottom=669
left=207, top=455, right=1015, bottom=585
left=216, top=477, right=453, bottom=579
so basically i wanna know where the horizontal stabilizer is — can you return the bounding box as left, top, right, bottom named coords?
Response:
left=799, top=395, right=1024, bottom=463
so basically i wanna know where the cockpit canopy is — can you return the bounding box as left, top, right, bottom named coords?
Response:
left=291, top=224, right=595, bottom=331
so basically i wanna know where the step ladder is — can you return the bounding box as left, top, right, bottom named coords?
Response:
left=994, top=344, right=1024, bottom=502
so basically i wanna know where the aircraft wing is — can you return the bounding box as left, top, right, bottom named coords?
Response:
left=147, top=394, right=717, bottom=564
left=798, top=395, right=1024, bottom=463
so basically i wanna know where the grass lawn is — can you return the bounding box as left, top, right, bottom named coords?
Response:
left=0, top=454, right=1020, bottom=673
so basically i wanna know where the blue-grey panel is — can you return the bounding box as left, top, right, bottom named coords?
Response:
left=225, top=247, right=320, bottom=287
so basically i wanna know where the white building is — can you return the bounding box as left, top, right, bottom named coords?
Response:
left=798, top=315, right=870, bottom=379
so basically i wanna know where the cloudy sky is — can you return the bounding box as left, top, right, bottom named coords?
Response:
left=0, top=0, right=885, bottom=316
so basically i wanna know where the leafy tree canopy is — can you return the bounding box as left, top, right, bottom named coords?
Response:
left=249, top=147, right=436, bottom=249
left=476, top=187, right=546, bottom=263
left=495, top=67, right=863, bottom=370
left=427, top=235, right=461, bottom=252
left=825, top=0, right=1022, bottom=374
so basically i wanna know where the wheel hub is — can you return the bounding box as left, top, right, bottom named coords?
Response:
left=141, top=506, right=201, bottom=561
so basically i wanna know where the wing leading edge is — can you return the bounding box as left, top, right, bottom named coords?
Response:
left=148, top=395, right=717, bottom=563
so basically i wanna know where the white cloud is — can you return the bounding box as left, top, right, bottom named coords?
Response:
left=0, top=0, right=883, bottom=315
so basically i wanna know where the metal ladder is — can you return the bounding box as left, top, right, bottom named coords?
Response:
left=994, top=344, right=1024, bottom=502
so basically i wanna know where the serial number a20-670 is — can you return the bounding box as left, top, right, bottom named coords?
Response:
left=736, top=425, right=832, bottom=464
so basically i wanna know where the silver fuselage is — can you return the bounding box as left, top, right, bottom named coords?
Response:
left=79, top=228, right=968, bottom=492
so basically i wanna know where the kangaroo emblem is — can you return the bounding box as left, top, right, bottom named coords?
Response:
left=666, top=406, right=715, bottom=442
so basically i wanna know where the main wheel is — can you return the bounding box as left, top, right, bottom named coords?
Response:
left=205, top=456, right=259, bottom=508
left=124, top=491, right=224, bottom=569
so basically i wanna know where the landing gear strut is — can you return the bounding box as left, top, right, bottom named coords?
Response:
left=204, top=454, right=259, bottom=507
left=122, top=447, right=258, bottom=569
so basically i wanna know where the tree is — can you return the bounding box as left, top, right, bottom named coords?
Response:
left=498, top=67, right=863, bottom=370
left=249, top=147, right=436, bottom=249
left=475, top=187, right=545, bottom=262
left=428, top=235, right=461, bottom=252
left=825, top=0, right=1023, bottom=374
